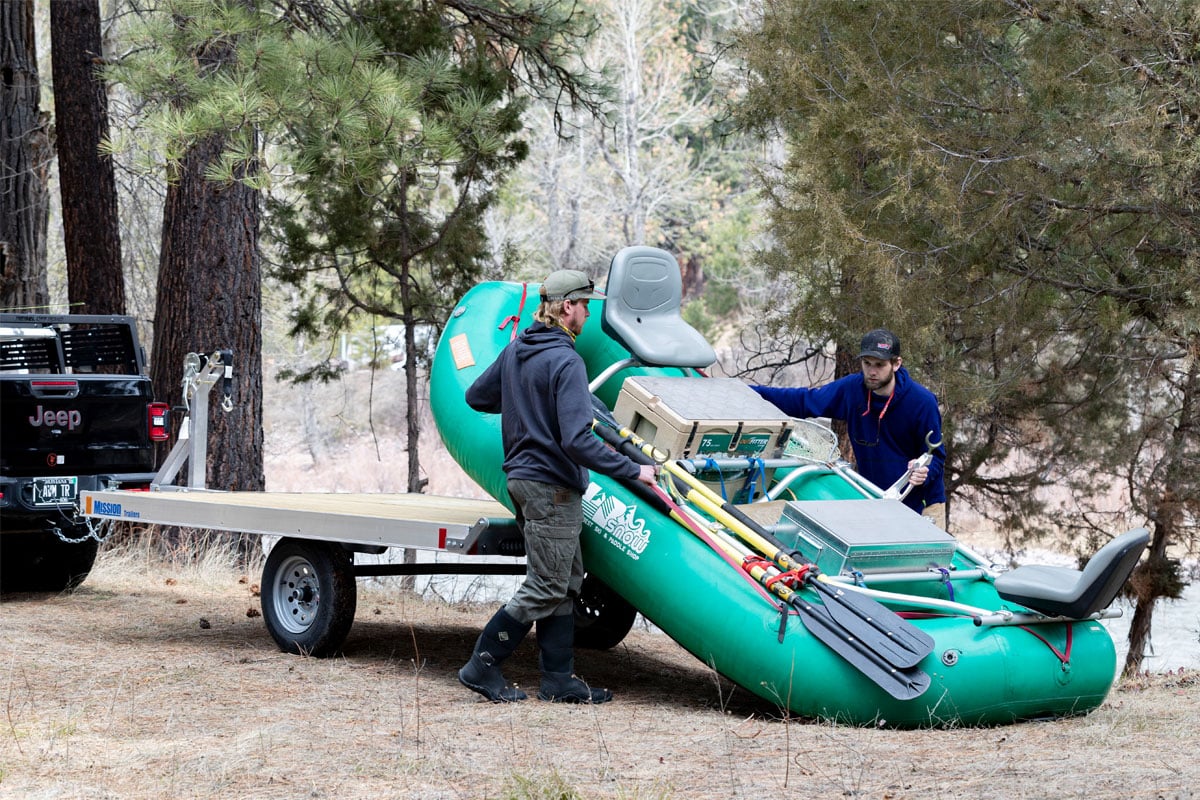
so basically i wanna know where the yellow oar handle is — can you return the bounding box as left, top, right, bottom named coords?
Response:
left=655, top=454, right=809, bottom=570
left=614, top=420, right=803, bottom=571
left=615, top=424, right=670, bottom=464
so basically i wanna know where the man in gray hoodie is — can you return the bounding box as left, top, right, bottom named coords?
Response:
left=460, top=269, right=658, bottom=704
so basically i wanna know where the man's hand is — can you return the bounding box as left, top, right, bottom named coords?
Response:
left=636, top=464, right=659, bottom=486
left=907, top=460, right=929, bottom=486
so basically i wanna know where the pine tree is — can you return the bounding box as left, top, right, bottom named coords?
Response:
left=109, top=0, right=605, bottom=503
left=735, top=0, right=1199, bottom=673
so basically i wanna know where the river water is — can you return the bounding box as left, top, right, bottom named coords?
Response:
left=1102, top=583, right=1200, bottom=673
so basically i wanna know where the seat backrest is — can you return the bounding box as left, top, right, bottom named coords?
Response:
left=1071, top=527, right=1150, bottom=618
left=601, top=246, right=716, bottom=369
left=993, top=527, right=1149, bottom=618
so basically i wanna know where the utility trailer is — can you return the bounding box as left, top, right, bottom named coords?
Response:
left=78, top=352, right=637, bottom=657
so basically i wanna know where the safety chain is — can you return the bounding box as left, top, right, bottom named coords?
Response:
left=48, top=514, right=110, bottom=544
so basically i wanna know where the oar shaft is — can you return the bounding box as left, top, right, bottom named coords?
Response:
left=611, top=423, right=801, bottom=566
left=602, top=418, right=936, bottom=685
left=671, top=498, right=803, bottom=604
left=668, top=467, right=803, bottom=572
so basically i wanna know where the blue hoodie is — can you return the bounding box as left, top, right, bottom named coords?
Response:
left=751, top=366, right=945, bottom=512
left=466, top=321, right=641, bottom=493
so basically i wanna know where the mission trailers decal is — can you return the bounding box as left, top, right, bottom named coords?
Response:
left=582, top=484, right=650, bottom=560
left=84, top=495, right=141, bottom=519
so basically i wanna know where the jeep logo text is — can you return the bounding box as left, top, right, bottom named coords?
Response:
left=29, top=405, right=82, bottom=431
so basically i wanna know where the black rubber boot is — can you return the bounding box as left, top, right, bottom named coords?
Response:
left=536, top=612, right=613, bottom=704
left=458, top=606, right=532, bottom=702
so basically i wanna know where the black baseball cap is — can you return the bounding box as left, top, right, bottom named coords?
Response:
left=858, top=328, right=900, bottom=360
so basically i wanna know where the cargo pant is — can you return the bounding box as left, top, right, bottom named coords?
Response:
left=503, top=478, right=585, bottom=625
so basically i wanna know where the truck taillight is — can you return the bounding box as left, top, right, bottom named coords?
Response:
left=148, top=402, right=170, bottom=441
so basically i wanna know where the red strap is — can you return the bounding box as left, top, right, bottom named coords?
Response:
left=1018, top=622, right=1074, bottom=665
left=764, top=566, right=811, bottom=590
left=497, top=282, right=529, bottom=341
left=742, top=555, right=774, bottom=574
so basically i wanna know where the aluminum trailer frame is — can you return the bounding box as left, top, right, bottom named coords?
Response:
left=79, top=487, right=516, bottom=556
left=69, top=351, right=599, bottom=657
left=75, top=485, right=539, bottom=656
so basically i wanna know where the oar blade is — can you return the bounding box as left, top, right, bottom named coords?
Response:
left=813, top=579, right=935, bottom=669
left=795, top=598, right=931, bottom=701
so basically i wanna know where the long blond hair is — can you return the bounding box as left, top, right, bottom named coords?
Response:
left=534, top=298, right=566, bottom=327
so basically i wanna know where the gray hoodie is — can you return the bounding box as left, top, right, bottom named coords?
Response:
left=465, top=322, right=641, bottom=493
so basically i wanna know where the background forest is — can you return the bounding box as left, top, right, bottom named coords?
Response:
left=2, top=0, right=1197, bottom=676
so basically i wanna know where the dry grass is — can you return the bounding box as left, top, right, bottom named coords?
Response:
left=2, top=538, right=1198, bottom=800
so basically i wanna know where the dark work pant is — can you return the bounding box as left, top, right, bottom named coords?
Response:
left=503, top=478, right=584, bottom=625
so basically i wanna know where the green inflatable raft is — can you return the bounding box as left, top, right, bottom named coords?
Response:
left=430, top=246, right=1147, bottom=727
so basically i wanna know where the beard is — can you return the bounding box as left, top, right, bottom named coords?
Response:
left=863, top=370, right=894, bottom=393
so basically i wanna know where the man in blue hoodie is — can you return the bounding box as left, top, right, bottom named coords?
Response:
left=751, top=329, right=947, bottom=527
left=460, top=269, right=658, bottom=705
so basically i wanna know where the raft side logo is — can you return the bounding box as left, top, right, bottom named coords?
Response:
left=582, top=484, right=650, bottom=559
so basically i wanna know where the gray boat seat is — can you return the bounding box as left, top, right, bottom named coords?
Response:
left=601, top=246, right=716, bottom=369
left=994, top=528, right=1149, bottom=619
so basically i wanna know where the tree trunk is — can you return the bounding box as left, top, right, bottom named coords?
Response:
left=0, top=0, right=51, bottom=311
left=1122, top=356, right=1198, bottom=676
left=399, top=266, right=425, bottom=590
left=50, top=0, right=125, bottom=315
left=152, top=133, right=263, bottom=494
left=403, top=315, right=425, bottom=495
left=300, top=379, right=326, bottom=468
left=151, top=133, right=263, bottom=566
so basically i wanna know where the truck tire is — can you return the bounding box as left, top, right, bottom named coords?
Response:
left=0, top=525, right=99, bottom=594
left=261, top=538, right=357, bottom=657
left=573, top=572, right=637, bottom=650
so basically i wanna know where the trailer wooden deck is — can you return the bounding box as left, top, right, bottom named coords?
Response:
left=80, top=488, right=513, bottom=553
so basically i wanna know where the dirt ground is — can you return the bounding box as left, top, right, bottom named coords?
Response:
left=2, top=544, right=1198, bottom=800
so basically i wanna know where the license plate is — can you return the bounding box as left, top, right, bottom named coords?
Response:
left=32, top=476, right=78, bottom=506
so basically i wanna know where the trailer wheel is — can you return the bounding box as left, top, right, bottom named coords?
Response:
left=261, top=538, right=357, bottom=657
left=574, top=573, right=637, bottom=650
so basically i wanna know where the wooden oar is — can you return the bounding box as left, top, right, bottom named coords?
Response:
left=589, top=420, right=779, bottom=605
left=672, top=475, right=934, bottom=670
left=663, top=490, right=931, bottom=701
left=592, top=418, right=930, bottom=700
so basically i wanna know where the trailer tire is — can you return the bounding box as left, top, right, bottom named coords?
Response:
left=573, top=572, right=637, bottom=650
left=261, top=538, right=357, bottom=657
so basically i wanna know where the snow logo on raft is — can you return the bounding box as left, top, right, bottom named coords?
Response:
left=583, top=484, right=650, bottom=559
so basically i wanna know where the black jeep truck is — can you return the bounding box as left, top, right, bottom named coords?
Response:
left=1, top=313, right=168, bottom=593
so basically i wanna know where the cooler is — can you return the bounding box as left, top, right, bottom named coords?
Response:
left=612, top=376, right=793, bottom=500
